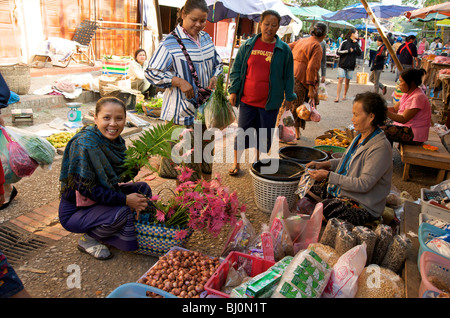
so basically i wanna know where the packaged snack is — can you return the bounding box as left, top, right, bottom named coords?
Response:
left=372, top=224, right=393, bottom=265
left=352, top=226, right=377, bottom=265
left=380, top=234, right=411, bottom=273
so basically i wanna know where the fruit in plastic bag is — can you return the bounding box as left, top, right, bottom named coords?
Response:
left=296, top=104, right=311, bottom=121
left=8, top=140, right=38, bottom=177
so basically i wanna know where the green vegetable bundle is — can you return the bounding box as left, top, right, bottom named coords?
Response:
left=204, top=74, right=235, bottom=130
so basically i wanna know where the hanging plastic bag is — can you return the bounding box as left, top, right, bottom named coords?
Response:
left=2, top=126, right=56, bottom=167
left=296, top=102, right=311, bottom=121
left=0, top=129, right=21, bottom=184
left=278, top=110, right=296, bottom=142
left=204, top=74, right=236, bottom=130
left=0, top=127, right=38, bottom=178
left=310, top=100, right=321, bottom=122
left=318, top=83, right=328, bottom=101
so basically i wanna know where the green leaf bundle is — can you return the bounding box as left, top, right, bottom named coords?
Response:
left=204, top=74, right=235, bottom=130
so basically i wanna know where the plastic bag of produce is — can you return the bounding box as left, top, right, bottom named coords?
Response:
left=278, top=110, right=296, bottom=142
left=3, top=126, right=56, bottom=166
left=309, top=100, right=321, bottom=123
left=0, top=127, right=38, bottom=178
left=380, top=234, right=411, bottom=273
left=307, top=243, right=340, bottom=268
left=352, top=226, right=377, bottom=265
left=322, top=243, right=367, bottom=298
left=0, top=129, right=21, bottom=184
left=318, top=83, right=328, bottom=101
left=270, top=217, right=295, bottom=261
left=296, top=102, right=311, bottom=121
left=204, top=74, right=235, bottom=130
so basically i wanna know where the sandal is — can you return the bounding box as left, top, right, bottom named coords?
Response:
left=0, top=186, right=18, bottom=210
left=77, top=234, right=113, bottom=260
left=228, top=167, right=240, bottom=176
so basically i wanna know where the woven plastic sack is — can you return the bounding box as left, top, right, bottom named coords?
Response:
left=0, top=127, right=38, bottom=178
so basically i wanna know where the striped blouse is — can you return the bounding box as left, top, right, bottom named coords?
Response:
left=145, top=25, right=223, bottom=126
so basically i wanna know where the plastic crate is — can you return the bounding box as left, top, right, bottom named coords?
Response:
left=420, top=188, right=450, bottom=225
left=107, top=283, right=177, bottom=298
left=204, top=251, right=275, bottom=298
left=102, top=58, right=131, bottom=76
left=419, top=251, right=450, bottom=297
left=418, top=223, right=450, bottom=271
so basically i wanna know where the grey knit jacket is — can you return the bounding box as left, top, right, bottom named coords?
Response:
left=328, top=132, right=393, bottom=218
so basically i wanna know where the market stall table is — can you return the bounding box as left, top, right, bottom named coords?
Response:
left=426, top=62, right=450, bottom=98
left=326, top=53, right=339, bottom=69
left=399, top=128, right=450, bottom=183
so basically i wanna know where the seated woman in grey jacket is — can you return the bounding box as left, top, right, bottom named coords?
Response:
left=306, top=92, right=392, bottom=226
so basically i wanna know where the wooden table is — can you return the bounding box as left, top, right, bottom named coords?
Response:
left=400, top=129, right=450, bottom=183
left=427, top=62, right=450, bottom=97
left=402, top=200, right=421, bottom=298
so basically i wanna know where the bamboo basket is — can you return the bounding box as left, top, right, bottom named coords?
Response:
left=0, top=64, right=31, bottom=95
left=98, top=74, right=123, bottom=97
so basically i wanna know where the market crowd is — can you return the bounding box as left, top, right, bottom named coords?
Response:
left=0, top=0, right=439, bottom=298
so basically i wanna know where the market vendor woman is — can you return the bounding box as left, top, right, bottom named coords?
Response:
left=306, top=92, right=393, bottom=226
left=58, top=97, right=152, bottom=260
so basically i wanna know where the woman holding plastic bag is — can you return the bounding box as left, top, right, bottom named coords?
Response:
left=227, top=10, right=297, bottom=176
left=145, top=0, right=222, bottom=181
left=305, top=92, right=392, bottom=226
left=276, top=22, right=327, bottom=142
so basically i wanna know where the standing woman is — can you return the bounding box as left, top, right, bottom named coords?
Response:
left=228, top=10, right=297, bottom=176
left=278, top=22, right=327, bottom=141
left=59, top=97, right=152, bottom=260
left=335, top=28, right=361, bottom=103
left=145, top=0, right=222, bottom=180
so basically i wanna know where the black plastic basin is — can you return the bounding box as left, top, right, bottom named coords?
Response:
left=251, top=158, right=305, bottom=182
left=278, top=146, right=328, bottom=164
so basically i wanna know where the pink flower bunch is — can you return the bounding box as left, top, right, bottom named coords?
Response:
left=149, top=166, right=246, bottom=239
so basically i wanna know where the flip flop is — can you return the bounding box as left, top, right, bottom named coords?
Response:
left=0, top=186, right=18, bottom=210
left=77, top=244, right=113, bottom=260
left=334, top=100, right=339, bottom=103
left=228, top=167, right=240, bottom=176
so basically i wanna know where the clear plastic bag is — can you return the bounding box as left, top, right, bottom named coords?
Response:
left=0, top=127, right=38, bottom=178
left=221, top=212, right=257, bottom=257
left=318, top=83, right=328, bottom=101
left=309, top=100, right=321, bottom=123
left=0, top=129, right=21, bottom=184
left=352, top=226, right=377, bottom=265
left=295, top=169, right=315, bottom=199
left=2, top=126, right=56, bottom=167
left=372, top=224, right=393, bottom=265
left=278, top=110, right=296, bottom=142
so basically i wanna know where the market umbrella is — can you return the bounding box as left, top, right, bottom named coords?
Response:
left=405, top=2, right=450, bottom=20
left=206, top=0, right=300, bottom=26
left=322, top=2, right=417, bottom=72
left=288, top=6, right=354, bottom=29
left=322, top=2, right=418, bottom=21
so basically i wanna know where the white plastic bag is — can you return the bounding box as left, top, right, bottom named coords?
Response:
left=278, top=110, right=296, bottom=142
left=322, top=243, right=367, bottom=298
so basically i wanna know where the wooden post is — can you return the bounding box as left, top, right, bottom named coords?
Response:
left=360, top=0, right=403, bottom=73
left=226, top=14, right=240, bottom=91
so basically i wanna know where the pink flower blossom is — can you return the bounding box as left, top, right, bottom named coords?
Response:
left=149, top=195, right=160, bottom=201
left=156, top=209, right=165, bottom=222
left=175, top=229, right=189, bottom=240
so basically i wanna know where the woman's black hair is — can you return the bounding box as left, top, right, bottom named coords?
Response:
left=400, top=68, right=426, bottom=89
left=353, top=92, right=387, bottom=127
left=177, top=0, right=209, bottom=24
left=261, top=10, right=281, bottom=25
left=310, top=22, right=327, bottom=38
left=345, top=28, right=357, bottom=40
left=134, top=48, right=146, bottom=60
left=95, top=96, right=126, bottom=116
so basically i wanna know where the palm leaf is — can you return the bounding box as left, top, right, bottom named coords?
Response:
left=122, top=120, right=179, bottom=178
